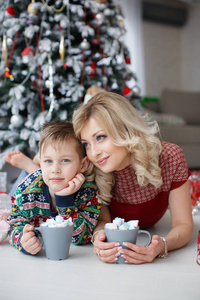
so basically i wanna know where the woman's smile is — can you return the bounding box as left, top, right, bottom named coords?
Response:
left=97, top=156, right=110, bottom=166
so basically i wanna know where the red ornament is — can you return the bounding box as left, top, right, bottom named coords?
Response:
left=123, top=85, right=132, bottom=96
left=21, top=47, right=35, bottom=57
left=4, top=67, right=13, bottom=79
left=21, top=47, right=35, bottom=64
left=63, top=62, right=67, bottom=68
left=92, top=39, right=99, bottom=45
left=90, top=61, right=96, bottom=78
left=32, top=79, right=37, bottom=90
left=126, top=57, right=131, bottom=64
left=6, top=6, right=15, bottom=16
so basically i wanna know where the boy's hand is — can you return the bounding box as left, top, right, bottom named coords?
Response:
left=55, top=173, right=85, bottom=196
left=21, top=224, right=42, bottom=255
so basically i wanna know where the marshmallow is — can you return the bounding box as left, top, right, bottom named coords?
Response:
left=105, top=223, right=118, bottom=230
left=105, top=217, right=139, bottom=231
left=48, top=224, right=57, bottom=228
left=55, top=215, right=64, bottom=223
left=41, top=216, right=73, bottom=228
left=113, top=217, right=124, bottom=227
left=46, top=219, right=55, bottom=224
left=128, top=220, right=139, bottom=229
left=119, top=224, right=128, bottom=230
left=57, top=223, right=67, bottom=227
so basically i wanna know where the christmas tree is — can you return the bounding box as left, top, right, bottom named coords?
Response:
left=0, top=0, right=140, bottom=168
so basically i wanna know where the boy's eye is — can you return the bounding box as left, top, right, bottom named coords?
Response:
left=45, top=159, right=52, bottom=163
left=62, top=159, right=69, bottom=163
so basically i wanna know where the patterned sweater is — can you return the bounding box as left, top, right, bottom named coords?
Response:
left=7, top=169, right=101, bottom=253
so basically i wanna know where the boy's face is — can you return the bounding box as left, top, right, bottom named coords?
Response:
left=40, top=140, right=87, bottom=196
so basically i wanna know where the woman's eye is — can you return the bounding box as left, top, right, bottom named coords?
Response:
left=82, top=142, right=89, bottom=148
left=96, top=134, right=106, bottom=141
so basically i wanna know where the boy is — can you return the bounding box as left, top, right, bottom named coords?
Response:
left=7, top=120, right=101, bottom=255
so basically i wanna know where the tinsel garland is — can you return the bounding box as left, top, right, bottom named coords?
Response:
left=36, top=32, right=45, bottom=118
left=93, top=11, right=108, bottom=91
left=79, top=4, right=88, bottom=104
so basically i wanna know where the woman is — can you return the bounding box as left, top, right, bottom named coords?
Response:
left=72, top=90, right=193, bottom=264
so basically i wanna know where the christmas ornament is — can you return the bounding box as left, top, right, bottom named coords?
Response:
left=41, top=0, right=65, bottom=13
left=21, top=47, right=35, bottom=64
left=2, top=35, right=8, bottom=65
left=123, top=85, right=132, bottom=96
left=4, top=67, right=13, bottom=79
left=92, top=39, right=98, bottom=45
left=102, top=76, right=108, bottom=85
left=90, top=62, right=96, bottom=78
left=96, top=13, right=104, bottom=24
left=6, top=38, right=13, bottom=46
left=31, top=75, right=37, bottom=90
left=45, top=80, right=51, bottom=88
left=6, top=6, right=15, bottom=17
left=10, top=115, right=24, bottom=128
left=80, top=39, right=90, bottom=50
left=126, top=56, right=131, bottom=64
left=132, top=85, right=140, bottom=97
left=94, top=53, right=101, bottom=61
left=111, top=81, right=118, bottom=90
left=104, top=8, right=112, bottom=16
left=27, top=0, right=39, bottom=15
left=46, top=53, right=55, bottom=121
left=59, top=35, right=65, bottom=61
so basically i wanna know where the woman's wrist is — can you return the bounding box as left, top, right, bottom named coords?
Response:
left=91, top=230, right=101, bottom=244
left=158, top=237, right=168, bottom=259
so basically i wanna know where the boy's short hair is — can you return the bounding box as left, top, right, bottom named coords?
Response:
left=39, top=120, right=86, bottom=159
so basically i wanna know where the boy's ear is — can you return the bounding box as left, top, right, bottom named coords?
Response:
left=80, top=156, right=89, bottom=172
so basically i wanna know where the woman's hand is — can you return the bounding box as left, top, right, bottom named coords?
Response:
left=93, top=229, right=121, bottom=263
left=94, top=233, right=165, bottom=264
left=118, top=235, right=164, bottom=264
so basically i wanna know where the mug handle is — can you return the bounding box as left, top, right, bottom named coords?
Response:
left=138, top=230, right=151, bottom=247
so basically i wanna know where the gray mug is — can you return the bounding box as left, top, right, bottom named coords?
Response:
left=36, top=224, right=73, bottom=260
left=104, top=226, right=151, bottom=264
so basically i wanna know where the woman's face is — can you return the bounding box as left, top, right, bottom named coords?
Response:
left=80, top=117, right=131, bottom=173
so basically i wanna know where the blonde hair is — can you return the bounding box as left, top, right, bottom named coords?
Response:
left=39, top=120, right=94, bottom=182
left=73, top=92, right=163, bottom=204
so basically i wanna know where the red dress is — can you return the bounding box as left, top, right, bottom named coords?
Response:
left=109, top=141, right=190, bottom=229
